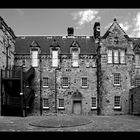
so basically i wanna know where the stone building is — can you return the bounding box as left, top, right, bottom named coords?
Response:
left=0, top=17, right=16, bottom=114
left=1, top=17, right=140, bottom=116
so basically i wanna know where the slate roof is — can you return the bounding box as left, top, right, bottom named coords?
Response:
left=15, top=36, right=97, bottom=55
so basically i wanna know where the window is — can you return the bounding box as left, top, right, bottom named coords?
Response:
left=81, top=77, right=88, bottom=88
left=43, top=77, right=49, bottom=87
left=52, top=50, right=59, bottom=67
left=43, top=98, right=49, bottom=109
left=120, top=50, right=125, bottom=64
left=31, top=50, right=38, bottom=67
left=114, top=50, right=119, bottom=63
left=107, top=50, right=113, bottom=63
left=114, top=73, right=121, bottom=86
left=58, top=99, right=64, bottom=109
left=135, top=78, right=140, bottom=87
left=107, top=49, right=125, bottom=64
left=135, top=54, right=140, bottom=68
left=114, top=96, right=121, bottom=109
left=62, top=77, right=69, bottom=88
left=91, top=97, right=97, bottom=109
left=72, top=50, right=79, bottom=67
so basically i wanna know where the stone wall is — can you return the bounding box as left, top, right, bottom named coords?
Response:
left=14, top=54, right=97, bottom=115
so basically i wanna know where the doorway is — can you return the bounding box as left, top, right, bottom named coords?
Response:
left=73, top=100, right=82, bottom=115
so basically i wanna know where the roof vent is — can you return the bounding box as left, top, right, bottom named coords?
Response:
left=67, top=27, right=74, bottom=36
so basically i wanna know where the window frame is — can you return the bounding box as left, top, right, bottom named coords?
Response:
left=71, top=47, right=80, bottom=67
left=135, top=54, right=140, bottom=68
left=91, top=97, right=97, bottom=109
left=42, top=77, right=49, bottom=87
left=31, top=49, right=39, bottom=67
left=81, top=77, right=88, bottom=88
left=42, top=98, right=49, bottom=109
left=113, top=73, right=121, bottom=86
left=114, top=96, right=121, bottom=109
left=62, top=77, right=69, bottom=88
left=58, top=98, right=65, bottom=109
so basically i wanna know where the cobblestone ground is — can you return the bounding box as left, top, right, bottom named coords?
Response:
left=0, top=114, right=140, bottom=131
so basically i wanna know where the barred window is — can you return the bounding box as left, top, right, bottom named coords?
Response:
left=43, top=77, right=49, bottom=87
left=43, top=98, right=49, bottom=109
left=91, top=97, right=97, bottom=109
left=52, top=50, right=59, bottom=67
left=114, top=50, right=119, bottom=63
left=58, top=99, right=64, bottom=108
left=135, top=78, right=140, bottom=87
left=135, top=55, right=140, bottom=67
left=31, top=50, right=38, bottom=67
left=82, top=77, right=88, bottom=87
left=114, top=96, right=121, bottom=109
left=114, top=73, right=121, bottom=85
left=107, top=50, right=112, bottom=63
left=62, top=77, right=69, bottom=87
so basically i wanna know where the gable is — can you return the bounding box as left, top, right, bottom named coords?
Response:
left=102, top=19, right=131, bottom=46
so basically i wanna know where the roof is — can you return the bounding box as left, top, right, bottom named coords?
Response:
left=15, top=36, right=97, bottom=55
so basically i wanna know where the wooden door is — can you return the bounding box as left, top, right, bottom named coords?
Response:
left=73, top=101, right=82, bottom=115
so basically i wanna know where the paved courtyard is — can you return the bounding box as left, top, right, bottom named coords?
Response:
left=0, top=114, right=140, bottom=131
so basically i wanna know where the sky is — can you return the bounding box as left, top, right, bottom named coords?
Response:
left=0, top=9, right=140, bottom=37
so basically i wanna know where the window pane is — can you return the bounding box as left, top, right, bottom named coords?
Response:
left=43, top=77, right=49, bottom=87
left=82, top=77, right=88, bottom=87
left=43, top=98, right=49, bottom=108
left=114, top=96, right=121, bottom=108
left=108, top=50, right=112, bottom=63
left=62, top=77, right=69, bottom=87
left=59, top=99, right=64, bottom=107
left=72, top=51, right=79, bottom=67
left=52, top=50, right=59, bottom=67
left=91, top=97, right=97, bottom=108
left=135, top=55, right=140, bottom=67
left=32, top=51, right=38, bottom=67
left=120, top=50, right=125, bottom=64
left=135, top=79, right=140, bottom=87
left=114, top=73, right=121, bottom=85
left=114, top=50, right=119, bottom=63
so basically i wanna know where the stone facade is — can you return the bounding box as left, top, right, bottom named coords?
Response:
left=1, top=17, right=140, bottom=116
left=0, top=17, right=16, bottom=114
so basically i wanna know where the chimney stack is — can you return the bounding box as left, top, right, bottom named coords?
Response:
left=93, top=22, right=100, bottom=40
left=67, top=27, right=74, bottom=36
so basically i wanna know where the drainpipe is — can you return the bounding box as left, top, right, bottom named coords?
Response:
left=39, top=55, right=42, bottom=116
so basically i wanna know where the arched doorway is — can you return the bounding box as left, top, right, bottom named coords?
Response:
left=72, top=90, right=83, bottom=115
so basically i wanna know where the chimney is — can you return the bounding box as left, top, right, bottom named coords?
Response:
left=67, top=27, right=74, bottom=36
left=93, top=22, right=100, bottom=40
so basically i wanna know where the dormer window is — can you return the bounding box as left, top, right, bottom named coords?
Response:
left=52, top=49, right=59, bottom=67
left=71, top=48, right=79, bottom=67
left=31, top=49, right=38, bottom=67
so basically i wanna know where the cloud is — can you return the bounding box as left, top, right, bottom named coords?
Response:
left=119, top=22, right=132, bottom=32
left=72, top=9, right=100, bottom=29
left=15, top=9, right=24, bottom=16
left=130, top=12, right=140, bottom=37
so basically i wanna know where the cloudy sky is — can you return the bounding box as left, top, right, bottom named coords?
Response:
left=0, top=9, right=140, bottom=37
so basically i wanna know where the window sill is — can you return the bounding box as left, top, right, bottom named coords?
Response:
left=113, top=84, right=121, bottom=87
left=113, top=107, right=121, bottom=111
left=62, top=86, right=69, bottom=89
left=43, top=86, right=49, bottom=88
left=91, top=107, right=97, bottom=110
left=58, top=107, right=65, bottom=110
left=43, top=107, right=49, bottom=110
left=81, top=86, right=88, bottom=89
